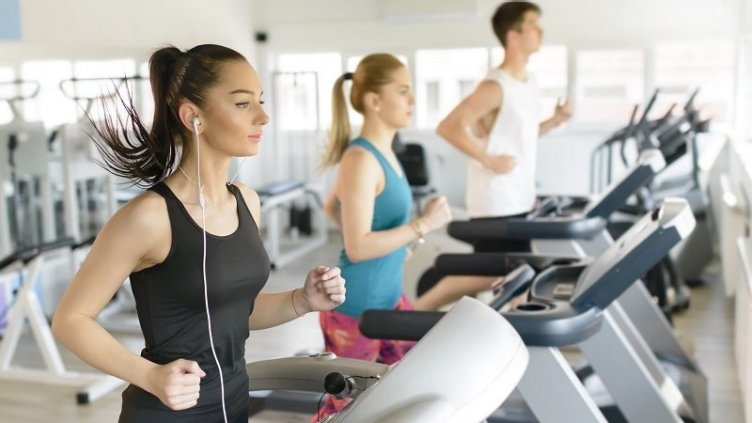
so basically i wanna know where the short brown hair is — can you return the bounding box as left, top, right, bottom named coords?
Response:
left=491, top=1, right=541, bottom=48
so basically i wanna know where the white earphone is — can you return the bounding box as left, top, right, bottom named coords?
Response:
left=191, top=113, right=228, bottom=423
left=191, top=116, right=206, bottom=208
left=190, top=114, right=246, bottom=186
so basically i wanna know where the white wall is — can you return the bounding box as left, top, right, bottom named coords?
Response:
left=744, top=0, right=752, bottom=33
left=1, top=0, right=258, bottom=62
left=252, top=0, right=742, bottom=52
left=742, top=0, right=752, bottom=140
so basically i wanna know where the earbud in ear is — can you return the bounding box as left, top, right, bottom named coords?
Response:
left=192, top=116, right=201, bottom=129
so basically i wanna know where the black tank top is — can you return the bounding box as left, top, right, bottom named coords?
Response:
left=119, top=182, right=270, bottom=423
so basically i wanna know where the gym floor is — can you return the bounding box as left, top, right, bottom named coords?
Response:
left=0, top=236, right=743, bottom=422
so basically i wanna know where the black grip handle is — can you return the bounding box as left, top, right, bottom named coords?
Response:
left=489, top=264, right=536, bottom=310
left=638, top=88, right=660, bottom=128
left=528, top=197, right=557, bottom=218
left=359, top=310, right=445, bottom=341
left=0, top=237, right=76, bottom=269
left=435, top=253, right=515, bottom=276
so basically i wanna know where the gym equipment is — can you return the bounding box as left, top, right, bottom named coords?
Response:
left=451, top=150, right=665, bottom=252
left=0, top=80, right=56, bottom=256
left=393, top=132, right=436, bottom=214
left=362, top=198, right=697, bottom=423
left=247, top=296, right=528, bottom=422
left=55, top=77, right=143, bottom=242
left=433, top=192, right=708, bottom=422
left=0, top=239, right=124, bottom=404
left=592, top=88, right=714, bottom=288
left=53, top=77, right=145, bottom=333
left=417, top=146, right=666, bottom=297
left=430, top=187, right=708, bottom=422
left=258, top=180, right=328, bottom=269
left=260, top=70, right=329, bottom=269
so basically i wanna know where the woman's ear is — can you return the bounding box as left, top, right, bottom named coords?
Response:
left=178, top=102, right=202, bottom=133
left=363, top=91, right=381, bottom=113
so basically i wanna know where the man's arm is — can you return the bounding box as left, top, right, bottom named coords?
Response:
left=539, top=98, right=572, bottom=137
left=437, top=81, right=516, bottom=174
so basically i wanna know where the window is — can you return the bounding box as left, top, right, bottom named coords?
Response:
left=73, top=59, right=136, bottom=80
left=137, top=62, right=153, bottom=127
left=575, top=49, right=644, bottom=124
left=490, top=46, right=504, bottom=65
left=458, top=79, right=476, bottom=99
left=654, top=40, right=735, bottom=124
left=71, top=59, right=137, bottom=122
left=276, top=53, right=342, bottom=130
left=0, top=67, right=17, bottom=124
left=529, top=46, right=568, bottom=118
left=425, top=81, right=440, bottom=115
left=742, top=38, right=752, bottom=139
left=274, top=53, right=342, bottom=180
left=490, top=45, right=569, bottom=119
left=415, top=48, right=488, bottom=129
left=21, top=61, right=75, bottom=128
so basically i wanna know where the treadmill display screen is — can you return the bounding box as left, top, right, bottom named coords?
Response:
left=572, top=199, right=694, bottom=308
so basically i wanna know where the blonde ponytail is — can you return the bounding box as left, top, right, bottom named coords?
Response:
left=321, top=73, right=351, bottom=168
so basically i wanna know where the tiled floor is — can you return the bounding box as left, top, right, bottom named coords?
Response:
left=0, top=233, right=744, bottom=422
left=672, top=260, right=744, bottom=423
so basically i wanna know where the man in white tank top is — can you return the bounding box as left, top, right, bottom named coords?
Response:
left=413, top=2, right=573, bottom=312
left=437, top=1, right=571, bottom=218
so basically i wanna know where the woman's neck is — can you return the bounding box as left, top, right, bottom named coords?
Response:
left=359, top=119, right=397, bottom=153
left=172, top=146, right=233, bottom=205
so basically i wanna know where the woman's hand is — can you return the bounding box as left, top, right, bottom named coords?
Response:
left=419, top=196, right=453, bottom=233
left=299, top=266, right=346, bottom=312
left=145, top=359, right=205, bottom=410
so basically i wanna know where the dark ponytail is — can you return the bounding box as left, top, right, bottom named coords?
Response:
left=90, top=44, right=246, bottom=187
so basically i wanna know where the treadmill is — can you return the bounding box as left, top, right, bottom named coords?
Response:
left=418, top=146, right=666, bottom=297
left=362, top=198, right=697, bottom=423
left=410, top=93, right=706, bottom=421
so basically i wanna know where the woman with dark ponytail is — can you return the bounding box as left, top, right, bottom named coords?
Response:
left=51, top=44, right=346, bottom=423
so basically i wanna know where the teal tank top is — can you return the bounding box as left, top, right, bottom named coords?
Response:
left=335, top=138, right=413, bottom=317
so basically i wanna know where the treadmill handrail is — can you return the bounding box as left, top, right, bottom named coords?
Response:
left=435, top=252, right=580, bottom=276
left=572, top=198, right=695, bottom=310
left=448, top=216, right=605, bottom=242
left=0, top=80, right=41, bottom=101
left=488, top=264, right=536, bottom=310
left=583, top=149, right=665, bottom=219
left=360, top=302, right=604, bottom=347
left=449, top=149, right=664, bottom=245
left=0, top=237, right=76, bottom=269
left=361, top=198, right=694, bottom=348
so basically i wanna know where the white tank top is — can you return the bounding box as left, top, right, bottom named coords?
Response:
left=466, top=68, right=541, bottom=218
